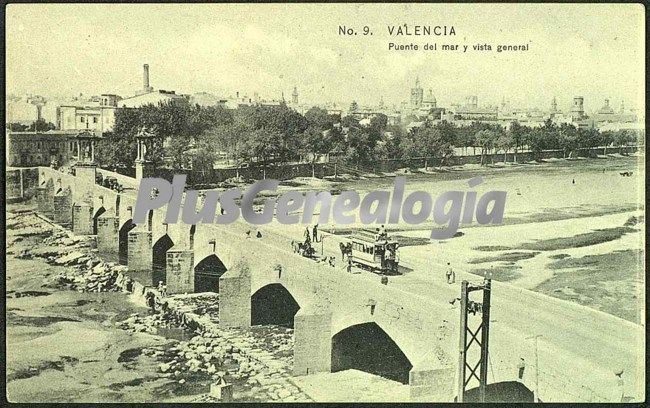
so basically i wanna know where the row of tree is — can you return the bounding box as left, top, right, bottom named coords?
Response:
left=96, top=101, right=641, bottom=172
left=7, top=119, right=56, bottom=132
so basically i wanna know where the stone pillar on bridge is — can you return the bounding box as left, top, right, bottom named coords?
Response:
left=72, top=131, right=102, bottom=185
left=135, top=126, right=157, bottom=181
left=219, top=260, right=252, bottom=328
left=408, top=359, right=456, bottom=402
left=293, top=304, right=332, bottom=376
left=96, top=213, right=120, bottom=254
left=35, top=178, right=55, bottom=218
left=53, top=186, right=73, bottom=228
left=72, top=202, right=94, bottom=235
left=135, top=160, right=155, bottom=181
left=166, top=249, right=195, bottom=294
left=75, top=164, right=98, bottom=186
left=128, top=229, right=152, bottom=275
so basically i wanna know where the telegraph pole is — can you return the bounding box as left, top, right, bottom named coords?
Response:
left=457, top=279, right=492, bottom=402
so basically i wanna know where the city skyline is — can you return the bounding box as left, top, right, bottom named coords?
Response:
left=6, top=4, right=645, bottom=111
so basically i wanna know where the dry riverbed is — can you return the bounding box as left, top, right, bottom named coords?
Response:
left=5, top=204, right=311, bottom=403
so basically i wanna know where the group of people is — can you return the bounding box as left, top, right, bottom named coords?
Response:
left=289, top=224, right=321, bottom=258
left=291, top=238, right=315, bottom=258
left=145, top=285, right=169, bottom=317
left=305, top=224, right=319, bottom=243
left=317, top=255, right=336, bottom=267
left=245, top=229, right=263, bottom=239
left=374, top=225, right=388, bottom=241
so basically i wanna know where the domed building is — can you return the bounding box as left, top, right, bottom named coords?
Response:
left=597, top=98, right=615, bottom=115
left=415, top=89, right=445, bottom=120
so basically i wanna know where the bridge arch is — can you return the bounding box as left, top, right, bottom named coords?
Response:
left=461, top=381, right=534, bottom=402
left=93, top=206, right=106, bottom=235
left=331, top=322, right=413, bottom=384
left=251, top=283, right=300, bottom=328
left=193, top=254, right=228, bottom=293
left=152, top=234, right=174, bottom=285
left=118, top=219, right=136, bottom=265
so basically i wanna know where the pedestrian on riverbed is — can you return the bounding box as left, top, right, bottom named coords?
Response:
left=157, top=281, right=167, bottom=298
left=312, top=224, right=319, bottom=242
left=125, top=277, right=134, bottom=293
left=146, top=291, right=156, bottom=314
left=161, top=301, right=170, bottom=318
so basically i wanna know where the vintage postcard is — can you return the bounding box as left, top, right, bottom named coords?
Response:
left=5, top=3, right=645, bottom=403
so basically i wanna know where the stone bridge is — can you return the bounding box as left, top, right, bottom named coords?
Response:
left=13, top=166, right=644, bottom=402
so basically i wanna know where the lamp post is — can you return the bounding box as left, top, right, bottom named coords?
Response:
left=320, top=233, right=330, bottom=255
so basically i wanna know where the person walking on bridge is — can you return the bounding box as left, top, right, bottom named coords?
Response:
left=446, top=262, right=455, bottom=284
left=312, top=224, right=319, bottom=242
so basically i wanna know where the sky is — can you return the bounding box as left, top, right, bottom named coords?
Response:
left=5, top=3, right=646, bottom=111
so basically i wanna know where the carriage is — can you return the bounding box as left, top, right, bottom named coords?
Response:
left=348, top=230, right=400, bottom=275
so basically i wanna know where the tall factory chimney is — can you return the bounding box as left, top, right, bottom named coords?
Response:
left=143, top=64, right=151, bottom=92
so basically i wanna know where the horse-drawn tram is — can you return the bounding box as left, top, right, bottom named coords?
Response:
left=349, top=229, right=400, bottom=275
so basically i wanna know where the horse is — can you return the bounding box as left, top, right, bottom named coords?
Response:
left=339, top=242, right=352, bottom=260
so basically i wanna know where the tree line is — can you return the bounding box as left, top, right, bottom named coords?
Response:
left=96, top=101, right=641, bottom=172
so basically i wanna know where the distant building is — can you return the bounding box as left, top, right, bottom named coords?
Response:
left=410, top=77, right=424, bottom=108
left=551, top=112, right=595, bottom=129
left=6, top=94, right=61, bottom=125
left=413, top=89, right=445, bottom=120
left=597, top=98, right=615, bottom=115
left=570, top=96, right=585, bottom=120
left=550, top=97, right=558, bottom=114
left=119, top=89, right=188, bottom=108
left=591, top=98, right=637, bottom=125
left=118, top=64, right=188, bottom=108
left=464, top=96, right=478, bottom=110
left=57, top=94, right=121, bottom=133
left=6, top=130, right=80, bottom=167
left=422, top=90, right=437, bottom=110
left=190, top=92, right=228, bottom=107
left=443, top=96, right=498, bottom=121
left=326, top=107, right=343, bottom=117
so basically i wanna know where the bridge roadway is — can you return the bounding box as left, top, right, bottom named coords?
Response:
left=27, top=167, right=644, bottom=402
left=250, top=221, right=645, bottom=402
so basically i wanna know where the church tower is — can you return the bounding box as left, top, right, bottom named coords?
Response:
left=410, top=77, right=424, bottom=108
left=292, top=86, right=298, bottom=104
